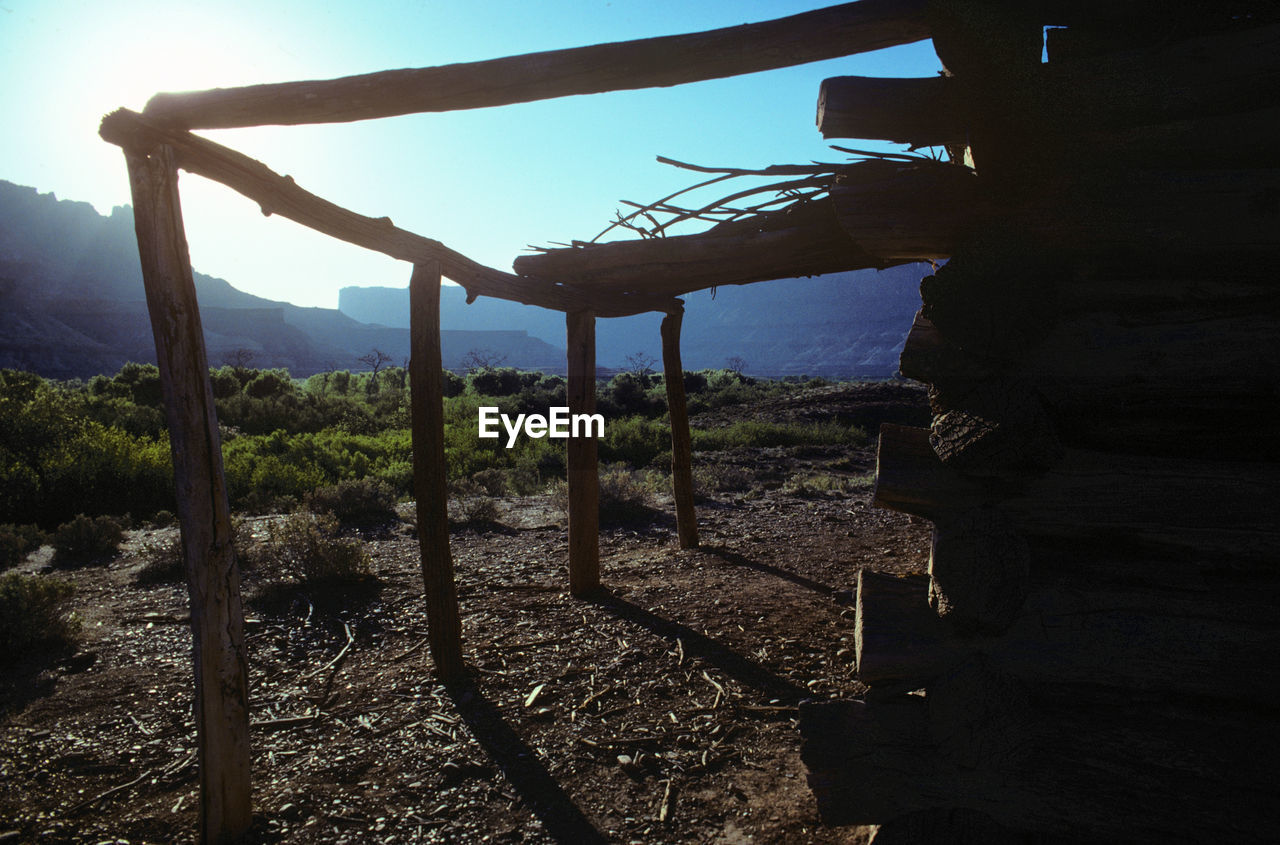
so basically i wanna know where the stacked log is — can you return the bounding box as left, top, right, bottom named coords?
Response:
left=801, top=6, right=1280, bottom=842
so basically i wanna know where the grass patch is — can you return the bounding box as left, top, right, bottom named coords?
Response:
left=691, top=420, right=866, bottom=452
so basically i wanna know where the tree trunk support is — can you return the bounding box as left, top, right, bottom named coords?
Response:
left=122, top=146, right=250, bottom=844
left=566, top=311, right=601, bottom=595
left=661, top=310, right=699, bottom=549
left=409, top=261, right=466, bottom=679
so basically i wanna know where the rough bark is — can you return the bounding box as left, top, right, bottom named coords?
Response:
left=123, top=146, right=250, bottom=844
left=566, top=311, right=600, bottom=596
left=661, top=311, right=698, bottom=549
left=409, top=261, right=465, bottom=680
left=142, top=0, right=932, bottom=128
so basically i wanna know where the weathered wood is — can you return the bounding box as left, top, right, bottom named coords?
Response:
left=566, top=311, right=600, bottom=596
left=874, top=424, right=1280, bottom=561
left=829, top=160, right=980, bottom=262
left=800, top=683, right=1280, bottom=840
left=98, top=109, right=679, bottom=318
left=927, top=379, right=1063, bottom=478
left=855, top=570, right=956, bottom=687
left=928, top=509, right=1029, bottom=635
left=408, top=261, right=465, bottom=680
left=820, top=22, right=1280, bottom=149
left=123, top=146, right=250, bottom=843
left=514, top=198, right=887, bottom=296
left=817, top=75, right=960, bottom=146
left=142, top=0, right=932, bottom=129
left=660, top=310, right=698, bottom=549
left=868, top=808, right=1029, bottom=845
left=857, top=558, right=1280, bottom=700
left=904, top=307, right=1280, bottom=458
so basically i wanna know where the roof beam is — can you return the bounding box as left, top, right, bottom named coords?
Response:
left=99, top=109, right=680, bottom=317
left=142, top=0, right=930, bottom=129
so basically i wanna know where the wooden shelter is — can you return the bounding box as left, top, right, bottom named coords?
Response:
left=100, top=1, right=1279, bottom=841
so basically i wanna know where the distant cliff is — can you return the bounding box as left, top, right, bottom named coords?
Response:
left=0, top=180, right=562, bottom=378
left=340, top=261, right=930, bottom=378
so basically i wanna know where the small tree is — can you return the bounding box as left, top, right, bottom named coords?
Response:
left=224, top=348, right=256, bottom=369
left=624, top=351, right=657, bottom=380
left=461, top=348, right=507, bottom=374
left=726, top=355, right=748, bottom=375
left=357, top=349, right=393, bottom=395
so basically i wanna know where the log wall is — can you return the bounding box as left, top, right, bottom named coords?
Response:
left=801, top=6, right=1280, bottom=842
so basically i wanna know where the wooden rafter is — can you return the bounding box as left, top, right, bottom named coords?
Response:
left=98, top=109, right=680, bottom=318
left=142, top=0, right=931, bottom=129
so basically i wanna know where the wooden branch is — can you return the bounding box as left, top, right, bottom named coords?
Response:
left=142, top=0, right=932, bottom=129
left=515, top=197, right=890, bottom=295
left=98, top=109, right=679, bottom=318
left=661, top=310, right=698, bottom=549
left=566, top=311, right=600, bottom=596
left=123, top=146, right=251, bottom=843
left=409, top=262, right=465, bottom=680
left=874, top=425, right=1280, bottom=562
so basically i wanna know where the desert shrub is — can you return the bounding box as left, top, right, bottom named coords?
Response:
left=598, top=464, right=661, bottom=525
left=450, top=489, right=501, bottom=528
left=52, top=514, right=124, bottom=566
left=306, top=478, right=399, bottom=526
left=149, top=510, right=177, bottom=528
left=0, top=572, right=79, bottom=658
left=599, top=372, right=663, bottom=418
left=468, top=367, right=537, bottom=397
left=441, top=370, right=467, bottom=397
left=470, top=468, right=509, bottom=497
left=135, top=533, right=185, bottom=584
left=783, top=473, right=866, bottom=498
left=692, top=464, right=756, bottom=498
left=0, top=523, right=47, bottom=570
left=691, top=420, right=866, bottom=452
left=599, top=417, right=670, bottom=468
left=257, top=512, right=372, bottom=586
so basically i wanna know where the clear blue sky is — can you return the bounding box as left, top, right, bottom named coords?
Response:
left=0, top=1, right=942, bottom=308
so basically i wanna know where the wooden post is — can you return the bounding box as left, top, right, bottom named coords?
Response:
left=661, top=310, right=699, bottom=548
left=566, top=310, right=600, bottom=596
left=122, top=146, right=250, bottom=844
left=408, top=261, right=465, bottom=679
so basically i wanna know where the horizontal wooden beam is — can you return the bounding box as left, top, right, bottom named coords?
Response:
left=513, top=198, right=893, bottom=296
left=143, top=0, right=931, bottom=129
left=818, top=22, right=1280, bottom=146
left=99, top=109, right=678, bottom=318
left=874, top=424, right=1280, bottom=562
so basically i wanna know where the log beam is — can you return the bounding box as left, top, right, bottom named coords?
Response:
left=98, top=109, right=680, bottom=318
left=514, top=198, right=887, bottom=296
left=566, top=311, right=600, bottom=596
left=142, top=0, right=932, bottom=129
left=874, top=424, right=1280, bottom=562
left=661, top=310, right=698, bottom=549
left=409, top=261, right=465, bottom=680
left=122, top=146, right=250, bottom=843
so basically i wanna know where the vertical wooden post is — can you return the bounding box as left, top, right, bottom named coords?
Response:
left=566, top=310, right=600, bottom=596
left=122, top=146, right=250, bottom=844
left=661, top=309, right=699, bottom=548
left=409, top=261, right=465, bottom=679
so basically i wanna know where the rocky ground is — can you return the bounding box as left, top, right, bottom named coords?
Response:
left=0, top=382, right=932, bottom=844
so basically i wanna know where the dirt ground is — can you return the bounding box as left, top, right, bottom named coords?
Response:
left=0, top=382, right=932, bottom=844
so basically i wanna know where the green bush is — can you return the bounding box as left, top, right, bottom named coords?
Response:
left=599, top=416, right=670, bottom=468
left=691, top=420, right=866, bottom=452
left=0, top=523, right=47, bottom=570
left=0, top=572, right=79, bottom=658
left=52, top=514, right=125, bottom=566
left=305, top=478, right=399, bottom=525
